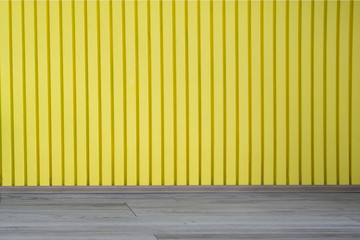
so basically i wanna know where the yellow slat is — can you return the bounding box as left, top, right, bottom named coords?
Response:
left=352, top=1, right=360, bottom=185
left=339, top=1, right=350, bottom=185
left=326, top=0, right=338, bottom=185
left=163, top=0, right=175, bottom=185
left=263, top=0, right=275, bottom=185
left=150, top=0, right=163, bottom=185
left=213, top=0, right=224, bottom=185
left=288, top=0, right=300, bottom=185
left=138, top=0, right=150, bottom=186
left=113, top=0, right=125, bottom=185
left=276, top=0, right=287, bottom=185
left=238, top=0, right=250, bottom=185
left=225, top=0, right=237, bottom=185
left=74, top=0, right=87, bottom=186
left=12, top=0, right=26, bottom=186
left=87, top=0, right=100, bottom=185
left=188, top=0, right=200, bottom=185
left=250, top=0, right=262, bottom=185
left=62, top=0, right=75, bottom=186
left=313, top=0, right=325, bottom=185
left=200, top=0, right=211, bottom=185
left=175, top=0, right=186, bottom=185
left=0, top=0, right=13, bottom=186
left=301, top=0, right=312, bottom=185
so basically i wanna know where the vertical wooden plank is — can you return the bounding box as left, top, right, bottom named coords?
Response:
left=87, top=1, right=100, bottom=185
left=24, top=0, right=38, bottom=186
left=352, top=1, right=360, bottom=185
left=61, top=0, right=75, bottom=186
left=225, top=0, right=236, bottom=185
left=12, top=0, right=26, bottom=186
left=0, top=0, right=13, bottom=186
left=213, top=0, right=224, bottom=185
left=163, top=0, right=174, bottom=185
left=125, top=0, right=137, bottom=185
left=151, top=0, right=162, bottom=185
left=276, top=0, right=286, bottom=185
left=326, top=0, right=337, bottom=185
left=74, top=0, right=87, bottom=186
left=238, top=0, right=250, bottom=185
left=113, top=0, right=125, bottom=185
left=99, top=0, right=112, bottom=185
left=36, top=0, right=50, bottom=186
left=314, top=0, right=325, bottom=185
left=263, top=0, right=274, bottom=185
left=288, top=0, right=300, bottom=185
left=250, top=0, right=261, bottom=185
left=48, top=0, right=62, bottom=186
left=339, top=1, right=350, bottom=185
left=137, top=0, right=149, bottom=186
left=301, top=1, right=312, bottom=185
left=200, top=0, right=211, bottom=185
left=175, top=0, right=186, bottom=185
left=188, top=0, right=199, bottom=185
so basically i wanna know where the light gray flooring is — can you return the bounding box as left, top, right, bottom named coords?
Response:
left=0, top=192, right=359, bottom=240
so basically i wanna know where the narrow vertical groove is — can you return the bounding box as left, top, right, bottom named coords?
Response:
left=272, top=0, right=277, bottom=185
left=260, top=0, right=265, bottom=185
left=84, top=0, right=90, bottom=185
left=109, top=0, right=115, bottom=185
left=8, top=0, right=15, bottom=186
left=335, top=0, right=340, bottom=184
left=71, top=0, right=78, bottom=186
left=235, top=0, right=239, bottom=185
left=298, top=0, right=302, bottom=185
left=147, top=0, right=152, bottom=185
left=159, top=0, right=165, bottom=185
left=197, top=0, right=202, bottom=184
left=134, top=0, right=139, bottom=185
left=46, top=0, right=53, bottom=185
left=285, top=0, right=290, bottom=185
left=348, top=0, right=354, bottom=185
left=247, top=0, right=252, bottom=185
left=121, top=0, right=128, bottom=185
left=209, top=0, right=214, bottom=185
left=34, top=0, right=40, bottom=185
left=21, top=0, right=28, bottom=185
left=310, top=0, right=315, bottom=185
left=96, top=0, right=102, bottom=185
left=184, top=0, right=190, bottom=185
left=59, top=0, right=64, bottom=185
left=222, top=0, right=227, bottom=185
left=172, top=0, right=177, bottom=185
left=323, top=0, right=328, bottom=184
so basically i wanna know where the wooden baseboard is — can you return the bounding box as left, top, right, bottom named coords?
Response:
left=0, top=185, right=360, bottom=193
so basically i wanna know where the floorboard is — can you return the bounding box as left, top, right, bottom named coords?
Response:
left=0, top=193, right=359, bottom=240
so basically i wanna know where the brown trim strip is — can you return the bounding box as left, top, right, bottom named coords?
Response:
left=1, top=185, right=359, bottom=193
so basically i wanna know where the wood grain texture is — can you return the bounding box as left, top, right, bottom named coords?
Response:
left=0, top=193, right=360, bottom=239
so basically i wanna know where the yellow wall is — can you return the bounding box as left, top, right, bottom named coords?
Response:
left=0, top=0, right=359, bottom=186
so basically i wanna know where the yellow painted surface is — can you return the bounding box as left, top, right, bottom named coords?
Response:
left=0, top=0, right=359, bottom=186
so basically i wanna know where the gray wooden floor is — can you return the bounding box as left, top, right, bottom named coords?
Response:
left=0, top=192, right=359, bottom=240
